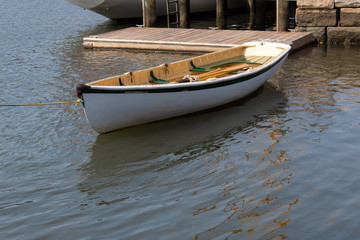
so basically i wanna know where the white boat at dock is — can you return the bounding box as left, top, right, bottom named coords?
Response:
left=66, top=0, right=244, bottom=20
left=76, top=42, right=291, bottom=133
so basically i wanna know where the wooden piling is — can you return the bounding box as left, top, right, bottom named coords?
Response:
left=247, top=0, right=255, bottom=30
left=277, top=0, right=289, bottom=31
left=179, top=0, right=190, bottom=28
left=216, top=0, right=227, bottom=29
left=143, top=0, right=157, bottom=27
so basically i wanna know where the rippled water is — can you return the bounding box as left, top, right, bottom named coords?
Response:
left=1, top=1, right=360, bottom=240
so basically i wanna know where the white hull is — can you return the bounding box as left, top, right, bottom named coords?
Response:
left=67, top=0, right=244, bottom=19
left=78, top=42, right=291, bottom=133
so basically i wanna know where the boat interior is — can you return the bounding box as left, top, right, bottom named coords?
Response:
left=88, top=44, right=285, bottom=86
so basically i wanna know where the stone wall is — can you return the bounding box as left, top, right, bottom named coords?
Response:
left=295, top=0, right=360, bottom=45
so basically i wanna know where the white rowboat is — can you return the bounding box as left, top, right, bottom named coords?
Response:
left=76, top=42, right=291, bottom=133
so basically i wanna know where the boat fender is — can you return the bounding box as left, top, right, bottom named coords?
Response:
left=76, top=84, right=91, bottom=98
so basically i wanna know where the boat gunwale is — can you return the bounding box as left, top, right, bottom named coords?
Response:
left=82, top=42, right=291, bottom=93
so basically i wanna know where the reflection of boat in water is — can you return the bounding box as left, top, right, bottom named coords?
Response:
left=66, top=0, right=244, bottom=20
left=89, top=84, right=287, bottom=165
left=80, top=85, right=294, bottom=240
left=77, top=42, right=291, bottom=133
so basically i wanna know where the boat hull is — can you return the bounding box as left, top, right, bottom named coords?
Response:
left=80, top=44, right=289, bottom=133
left=67, top=0, right=244, bottom=19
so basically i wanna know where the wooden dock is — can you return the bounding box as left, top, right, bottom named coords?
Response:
left=83, top=27, right=314, bottom=52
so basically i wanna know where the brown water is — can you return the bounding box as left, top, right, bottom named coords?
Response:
left=1, top=1, right=360, bottom=240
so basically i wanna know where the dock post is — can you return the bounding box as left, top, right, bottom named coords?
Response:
left=216, top=0, right=227, bottom=29
left=277, top=0, right=289, bottom=31
left=179, top=0, right=190, bottom=28
left=142, top=0, right=157, bottom=27
left=247, top=0, right=255, bottom=30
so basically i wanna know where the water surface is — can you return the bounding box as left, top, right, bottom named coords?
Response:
left=1, top=1, right=360, bottom=240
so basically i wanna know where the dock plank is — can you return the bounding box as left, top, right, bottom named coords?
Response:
left=83, top=27, right=314, bottom=52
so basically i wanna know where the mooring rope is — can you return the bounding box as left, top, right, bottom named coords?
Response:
left=0, top=99, right=84, bottom=107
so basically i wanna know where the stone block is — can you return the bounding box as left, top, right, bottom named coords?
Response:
left=327, top=27, right=360, bottom=45
left=295, top=27, right=327, bottom=43
left=335, top=0, right=360, bottom=8
left=340, top=8, right=360, bottom=26
left=297, top=0, right=334, bottom=9
left=296, top=9, right=337, bottom=27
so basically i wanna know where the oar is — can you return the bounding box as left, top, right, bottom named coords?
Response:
left=180, top=63, right=250, bottom=82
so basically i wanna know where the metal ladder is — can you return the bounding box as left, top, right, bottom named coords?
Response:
left=166, top=0, right=179, bottom=28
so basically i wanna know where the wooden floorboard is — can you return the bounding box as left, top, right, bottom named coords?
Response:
left=83, top=27, right=314, bottom=52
